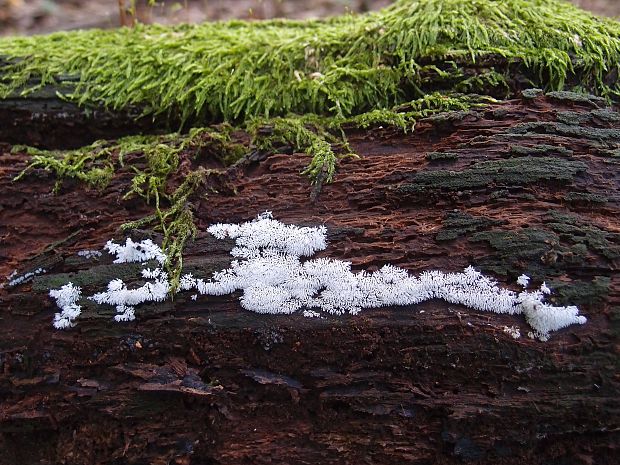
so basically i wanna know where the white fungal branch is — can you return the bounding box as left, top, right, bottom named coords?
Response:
left=207, top=211, right=327, bottom=259
left=517, top=274, right=530, bottom=288
left=90, top=270, right=170, bottom=322
left=49, top=282, right=82, bottom=329
left=46, top=213, right=587, bottom=341
left=50, top=238, right=169, bottom=327
left=104, top=238, right=166, bottom=265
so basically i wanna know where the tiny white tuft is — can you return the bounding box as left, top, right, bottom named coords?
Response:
left=104, top=238, right=166, bottom=265
left=50, top=282, right=82, bottom=329
left=517, top=274, right=530, bottom=288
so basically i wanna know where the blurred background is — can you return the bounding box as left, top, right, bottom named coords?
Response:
left=1, top=0, right=619, bottom=36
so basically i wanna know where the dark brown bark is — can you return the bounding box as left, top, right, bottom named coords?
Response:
left=0, top=93, right=618, bottom=465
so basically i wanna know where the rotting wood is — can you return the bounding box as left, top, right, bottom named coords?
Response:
left=1, top=92, right=618, bottom=464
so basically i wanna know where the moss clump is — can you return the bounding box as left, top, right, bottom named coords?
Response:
left=1, top=0, right=620, bottom=124
left=396, top=156, right=586, bottom=194
left=249, top=117, right=345, bottom=184
left=12, top=141, right=115, bottom=192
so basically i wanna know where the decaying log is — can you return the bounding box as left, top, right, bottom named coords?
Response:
left=0, top=55, right=535, bottom=150
left=0, top=92, right=618, bottom=464
left=0, top=75, right=167, bottom=149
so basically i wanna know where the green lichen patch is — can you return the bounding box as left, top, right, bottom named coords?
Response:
left=1, top=0, right=620, bottom=124
left=509, top=144, right=573, bottom=157
left=556, top=108, right=620, bottom=125
left=396, top=156, right=586, bottom=194
left=520, top=88, right=544, bottom=100
left=32, top=262, right=148, bottom=292
left=547, top=211, right=620, bottom=261
left=507, top=121, right=620, bottom=142
left=556, top=111, right=592, bottom=126
left=547, top=276, right=610, bottom=307
left=469, top=228, right=561, bottom=280
left=591, top=108, right=620, bottom=123
left=435, top=211, right=504, bottom=242
left=426, top=152, right=459, bottom=162
left=564, top=192, right=608, bottom=205
left=545, top=91, right=608, bottom=107
left=598, top=148, right=620, bottom=158
left=467, top=212, right=618, bottom=301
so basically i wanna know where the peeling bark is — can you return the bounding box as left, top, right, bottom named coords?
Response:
left=0, top=93, right=618, bottom=464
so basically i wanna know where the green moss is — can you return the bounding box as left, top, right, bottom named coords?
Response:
left=2, top=0, right=620, bottom=124
left=12, top=141, right=115, bottom=192
left=453, top=70, right=510, bottom=95
left=249, top=116, right=345, bottom=184
left=121, top=169, right=207, bottom=291
left=396, top=156, right=586, bottom=194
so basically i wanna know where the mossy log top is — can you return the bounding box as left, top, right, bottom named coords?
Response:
left=1, top=0, right=620, bottom=124
left=1, top=92, right=618, bottom=465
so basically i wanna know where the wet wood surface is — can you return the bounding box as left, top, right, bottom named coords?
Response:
left=0, top=92, right=618, bottom=464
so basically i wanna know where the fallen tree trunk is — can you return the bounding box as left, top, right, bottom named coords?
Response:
left=0, top=72, right=167, bottom=148
left=1, top=92, right=618, bottom=464
left=0, top=56, right=523, bottom=149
